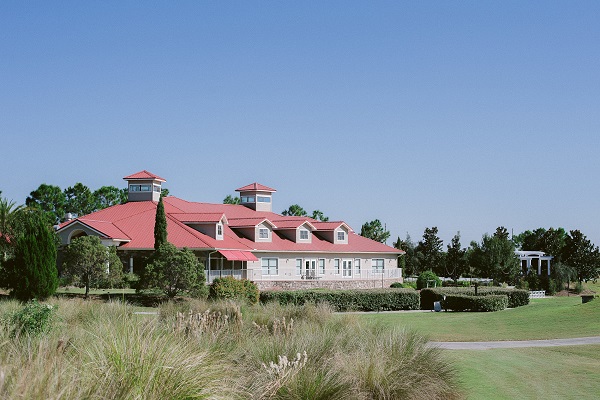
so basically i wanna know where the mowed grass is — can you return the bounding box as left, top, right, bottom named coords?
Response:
left=450, top=345, right=600, bottom=400
left=361, top=296, right=600, bottom=341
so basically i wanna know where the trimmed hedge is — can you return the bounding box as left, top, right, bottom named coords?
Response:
left=442, top=294, right=508, bottom=312
left=420, top=287, right=529, bottom=310
left=259, top=288, right=420, bottom=312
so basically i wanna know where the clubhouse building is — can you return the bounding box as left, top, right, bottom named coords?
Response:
left=57, top=171, right=404, bottom=290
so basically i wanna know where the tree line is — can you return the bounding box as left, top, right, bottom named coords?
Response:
left=391, top=226, right=600, bottom=288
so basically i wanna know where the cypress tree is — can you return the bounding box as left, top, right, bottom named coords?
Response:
left=7, top=212, right=58, bottom=301
left=154, top=196, right=168, bottom=250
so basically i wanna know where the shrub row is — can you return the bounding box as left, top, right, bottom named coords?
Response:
left=442, top=294, right=509, bottom=312
left=260, top=288, right=420, bottom=311
left=420, top=287, right=529, bottom=310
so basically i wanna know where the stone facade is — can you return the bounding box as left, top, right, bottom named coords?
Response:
left=253, top=278, right=400, bottom=291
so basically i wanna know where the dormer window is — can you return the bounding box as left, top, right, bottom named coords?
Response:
left=217, top=224, right=223, bottom=237
left=337, top=231, right=345, bottom=241
left=259, top=228, right=269, bottom=239
left=300, top=230, right=309, bottom=240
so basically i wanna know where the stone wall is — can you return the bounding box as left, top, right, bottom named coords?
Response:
left=254, top=278, right=400, bottom=291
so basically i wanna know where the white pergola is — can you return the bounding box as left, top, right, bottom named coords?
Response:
left=515, top=251, right=553, bottom=275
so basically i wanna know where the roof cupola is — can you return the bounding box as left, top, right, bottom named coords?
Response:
left=123, top=170, right=166, bottom=202
left=235, top=183, right=276, bottom=212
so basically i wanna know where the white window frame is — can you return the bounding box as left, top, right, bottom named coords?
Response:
left=334, top=258, right=340, bottom=275
left=300, top=229, right=309, bottom=240
left=262, top=257, right=278, bottom=276
left=355, top=258, right=361, bottom=276
left=241, top=196, right=255, bottom=203
left=257, top=196, right=271, bottom=203
left=318, top=258, right=325, bottom=275
left=295, top=258, right=303, bottom=276
left=217, top=223, right=223, bottom=238
left=337, top=231, right=345, bottom=241
left=372, top=258, right=384, bottom=273
left=259, top=228, right=269, bottom=239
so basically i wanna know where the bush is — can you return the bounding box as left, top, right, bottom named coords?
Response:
left=420, top=287, right=529, bottom=310
left=260, top=288, right=420, bottom=311
left=390, top=281, right=416, bottom=289
left=416, top=271, right=441, bottom=290
left=209, top=276, right=259, bottom=304
left=441, top=294, right=508, bottom=312
left=9, top=300, right=56, bottom=337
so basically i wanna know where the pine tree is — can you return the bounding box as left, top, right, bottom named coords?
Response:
left=6, top=212, right=58, bottom=301
left=154, top=196, right=168, bottom=250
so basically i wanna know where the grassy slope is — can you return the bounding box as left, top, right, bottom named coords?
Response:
left=361, top=296, right=600, bottom=341
left=450, top=345, right=600, bottom=400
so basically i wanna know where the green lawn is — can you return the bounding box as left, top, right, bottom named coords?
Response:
left=361, top=296, right=600, bottom=341
left=450, top=345, right=600, bottom=400
left=55, top=287, right=137, bottom=295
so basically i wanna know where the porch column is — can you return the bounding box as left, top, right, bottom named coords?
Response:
left=527, top=258, right=532, bottom=274
left=129, top=256, right=134, bottom=274
left=538, top=258, right=541, bottom=275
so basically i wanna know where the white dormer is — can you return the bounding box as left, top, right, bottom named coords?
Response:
left=235, top=183, right=276, bottom=212
left=228, top=218, right=277, bottom=242
left=312, top=222, right=351, bottom=244
left=172, top=213, right=228, bottom=241
left=123, top=170, right=166, bottom=202
left=273, top=220, right=316, bottom=243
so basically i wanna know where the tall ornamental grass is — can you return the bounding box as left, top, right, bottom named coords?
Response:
left=0, top=298, right=460, bottom=399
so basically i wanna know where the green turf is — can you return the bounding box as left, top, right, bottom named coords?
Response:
left=55, top=287, right=137, bottom=295
left=449, top=345, right=600, bottom=399
left=361, top=296, right=600, bottom=341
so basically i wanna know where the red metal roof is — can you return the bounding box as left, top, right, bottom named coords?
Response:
left=235, top=183, right=276, bottom=193
left=123, top=170, right=167, bottom=182
left=218, top=250, right=258, bottom=261
left=58, top=195, right=402, bottom=255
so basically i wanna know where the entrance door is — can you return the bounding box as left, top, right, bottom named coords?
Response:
left=343, top=260, right=353, bottom=277
left=305, top=259, right=316, bottom=278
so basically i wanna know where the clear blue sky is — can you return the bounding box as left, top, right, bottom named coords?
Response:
left=1, top=1, right=599, bottom=248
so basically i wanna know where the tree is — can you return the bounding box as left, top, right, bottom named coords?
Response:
left=144, top=242, right=206, bottom=298
left=223, top=195, right=240, bottom=205
left=360, top=219, right=390, bottom=243
left=281, top=204, right=308, bottom=217
left=394, top=234, right=417, bottom=276
left=3, top=211, right=58, bottom=301
left=26, top=184, right=66, bottom=224
left=415, top=227, right=444, bottom=275
left=514, top=228, right=546, bottom=251
left=64, top=183, right=96, bottom=217
left=310, top=210, right=329, bottom=222
left=93, top=186, right=128, bottom=209
left=0, top=197, right=25, bottom=261
left=62, top=236, right=123, bottom=297
left=468, top=227, right=519, bottom=284
left=563, top=230, right=600, bottom=283
left=445, top=232, right=468, bottom=283
left=154, top=196, right=168, bottom=250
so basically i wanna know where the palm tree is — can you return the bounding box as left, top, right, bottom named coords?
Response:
left=0, top=197, right=25, bottom=260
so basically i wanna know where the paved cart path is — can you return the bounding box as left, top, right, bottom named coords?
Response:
left=430, top=336, right=600, bottom=350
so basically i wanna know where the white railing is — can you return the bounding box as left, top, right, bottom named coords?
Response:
left=529, top=290, right=546, bottom=299
left=205, top=268, right=402, bottom=283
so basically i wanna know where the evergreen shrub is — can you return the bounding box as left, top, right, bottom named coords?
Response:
left=209, top=276, right=259, bottom=304
left=9, top=300, right=56, bottom=337
left=260, top=288, right=420, bottom=311
left=420, top=287, right=528, bottom=310
left=416, top=271, right=442, bottom=290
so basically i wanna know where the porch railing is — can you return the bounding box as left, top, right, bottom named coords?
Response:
left=205, top=267, right=402, bottom=283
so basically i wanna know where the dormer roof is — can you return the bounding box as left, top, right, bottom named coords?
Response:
left=312, top=221, right=353, bottom=232
left=235, top=183, right=276, bottom=193
left=123, top=170, right=166, bottom=182
left=228, top=217, right=277, bottom=229
left=171, top=213, right=227, bottom=224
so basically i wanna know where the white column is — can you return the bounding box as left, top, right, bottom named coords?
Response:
left=129, top=256, right=134, bottom=274
left=538, top=258, right=541, bottom=275
left=527, top=258, right=532, bottom=274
